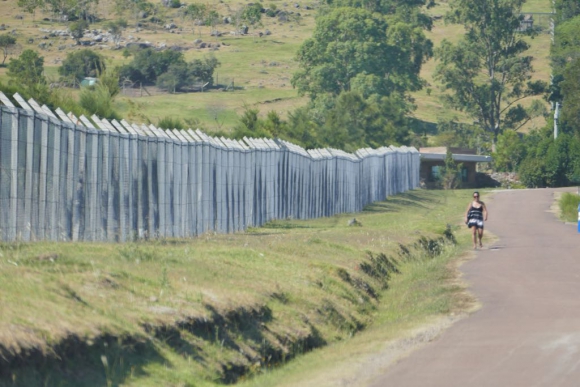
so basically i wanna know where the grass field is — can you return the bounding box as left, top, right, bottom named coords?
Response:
left=0, top=0, right=315, bottom=129
left=0, top=189, right=481, bottom=386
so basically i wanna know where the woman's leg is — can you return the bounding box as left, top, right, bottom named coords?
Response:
left=477, top=228, right=484, bottom=247
left=471, top=226, right=478, bottom=248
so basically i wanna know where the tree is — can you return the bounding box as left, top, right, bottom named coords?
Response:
left=327, top=0, right=435, bottom=29
left=292, top=7, right=431, bottom=100
left=69, top=20, right=88, bottom=44
left=492, top=130, right=525, bottom=171
left=183, top=3, right=207, bottom=37
left=58, top=49, right=106, bottom=84
left=6, top=49, right=50, bottom=103
left=549, top=15, right=580, bottom=107
left=155, top=55, right=220, bottom=93
left=434, top=0, right=547, bottom=150
left=241, top=2, right=263, bottom=31
left=439, top=149, right=463, bottom=189
left=560, top=58, right=580, bottom=137
left=45, top=0, right=77, bottom=22
left=551, top=15, right=580, bottom=69
left=554, top=0, right=580, bottom=23
left=129, top=48, right=185, bottom=83
left=17, top=0, right=44, bottom=21
left=114, top=0, right=153, bottom=26
left=0, top=34, right=18, bottom=65
left=206, top=9, right=220, bottom=34
left=318, top=91, right=410, bottom=151
left=188, top=55, right=220, bottom=86
left=7, top=49, right=46, bottom=88
left=105, top=19, right=128, bottom=46
left=156, top=62, right=190, bottom=93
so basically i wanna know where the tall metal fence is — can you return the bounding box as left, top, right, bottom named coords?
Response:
left=0, top=93, right=420, bottom=242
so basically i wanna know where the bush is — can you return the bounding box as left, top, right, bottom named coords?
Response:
left=157, top=116, right=184, bottom=130
left=559, top=192, right=580, bottom=223
left=79, top=84, right=119, bottom=120
left=518, top=157, right=546, bottom=188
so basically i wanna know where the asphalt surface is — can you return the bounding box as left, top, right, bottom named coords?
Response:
left=369, top=188, right=580, bottom=387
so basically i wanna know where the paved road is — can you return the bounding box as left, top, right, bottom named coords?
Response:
left=370, top=188, right=580, bottom=387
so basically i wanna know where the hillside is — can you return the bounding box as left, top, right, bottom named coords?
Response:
left=0, top=0, right=315, bottom=130
left=0, top=0, right=552, bottom=134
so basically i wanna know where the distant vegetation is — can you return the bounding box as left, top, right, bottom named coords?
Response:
left=1, top=0, right=580, bottom=187
left=507, top=0, right=580, bottom=187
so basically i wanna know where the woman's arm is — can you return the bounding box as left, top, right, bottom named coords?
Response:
left=464, top=203, right=471, bottom=222
left=482, top=202, right=488, bottom=221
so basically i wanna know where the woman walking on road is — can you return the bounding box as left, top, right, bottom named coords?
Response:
left=465, top=191, right=488, bottom=249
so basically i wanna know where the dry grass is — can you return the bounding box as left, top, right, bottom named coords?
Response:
left=0, top=0, right=551, bottom=134
left=0, top=0, right=315, bottom=130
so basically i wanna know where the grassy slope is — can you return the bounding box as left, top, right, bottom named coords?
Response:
left=0, top=0, right=314, bottom=129
left=0, top=189, right=480, bottom=386
left=0, top=0, right=551, bottom=134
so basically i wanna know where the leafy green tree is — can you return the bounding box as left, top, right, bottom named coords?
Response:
left=292, top=7, right=431, bottom=100
left=115, top=0, right=154, bottom=26
left=241, top=2, right=263, bottom=30
left=435, top=0, right=547, bottom=150
left=58, top=49, right=106, bottom=84
left=17, top=0, right=44, bottom=21
left=284, top=107, right=321, bottom=149
left=6, top=49, right=50, bottom=104
left=261, top=111, right=286, bottom=138
left=439, top=149, right=463, bottom=189
left=554, top=0, right=580, bottom=23
left=155, top=55, right=219, bottom=92
left=128, top=48, right=185, bottom=83
left=206, top=9, right=220, bottom=31
left=320, top=92, right=368, bottom=151
left=105, top=19, right=128, bottom=46
left=492, top=130, right=525, bottom=172
left=327, top=0, right=435, bottom=29
left=561, top=58, right=580, bottom=136
left=156, top=62, right=190, bottom=93
left=0, top=34, right=18, bottom=65
left=183, top=3, right=207, bottom=37
left=318, top=91, right=410, bottom=151
left=45, top=0, right=77, bottom=21
left=188, top=55, right=220, bottom=86
left=7, top=49, right=46, bottom=88
left=69, top=20, right=89, bottom=45
left=232, top=106, right=272, bottom=139
left=517, top=129, right=580, bottom=187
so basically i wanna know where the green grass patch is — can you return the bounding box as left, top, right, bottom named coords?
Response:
left=559, top=192, right=580, bottom=222
left=0, top=189, right=482, bottom=386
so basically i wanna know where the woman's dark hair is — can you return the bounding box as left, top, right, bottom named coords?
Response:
left=473, top=191, right=480, bottom=197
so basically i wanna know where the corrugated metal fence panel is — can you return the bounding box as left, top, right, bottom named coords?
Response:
left=0, top=105, right=421, bottom=242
